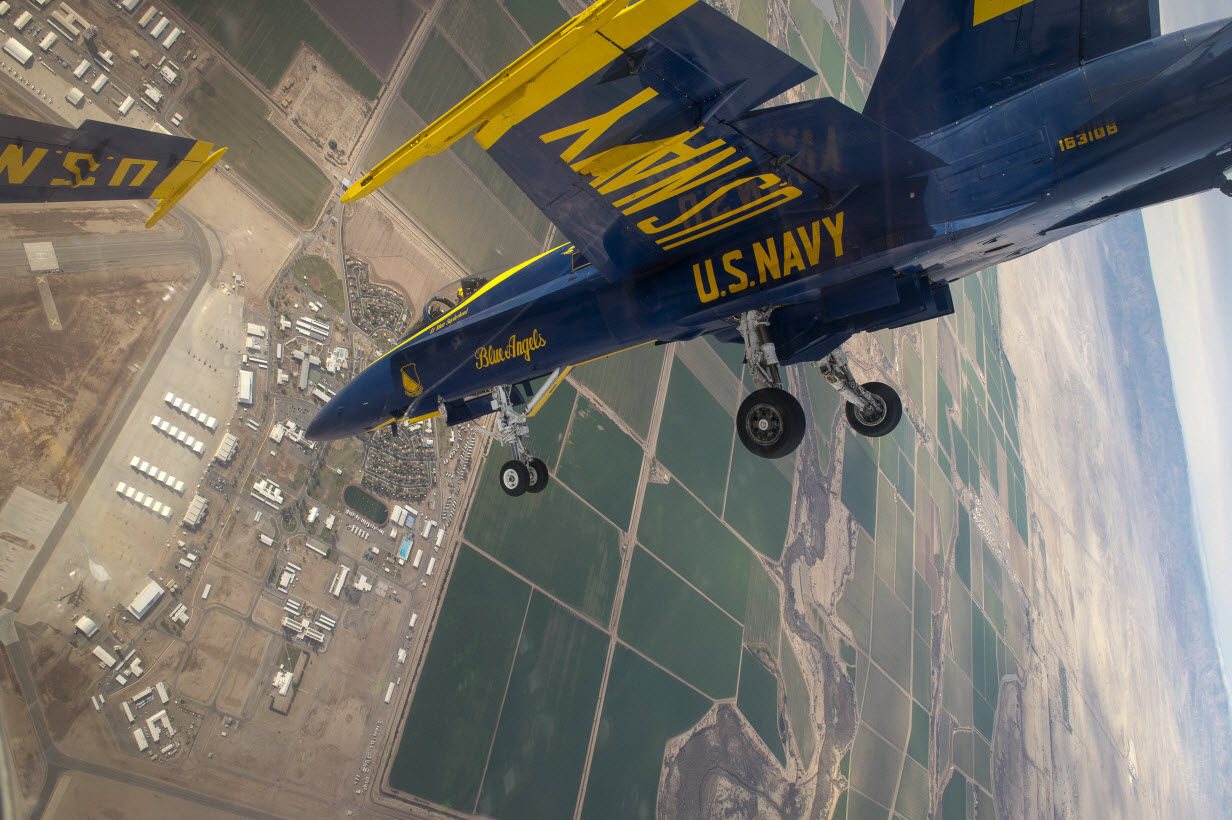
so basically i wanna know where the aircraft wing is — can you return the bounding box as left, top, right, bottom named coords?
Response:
left=864, top=0, right=1161, bottom=140
left=0, top=114, right=226, bottom=227
left=346, top=0, right=942, bottom=279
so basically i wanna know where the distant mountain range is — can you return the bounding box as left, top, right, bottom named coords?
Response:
left=1086, top=212, right=1232, bottom=795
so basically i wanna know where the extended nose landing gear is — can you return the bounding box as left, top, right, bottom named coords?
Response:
left=817, top=349, right=903, bottom=438
left=484, top=380, right=556, bottom=497
left=735, top=309, right=807, bottom=459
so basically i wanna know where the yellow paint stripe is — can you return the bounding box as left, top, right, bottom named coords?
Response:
left=973, top=0, right=1034, bottom=26
left=526, top=366, right=573, bottom=418
left=146, top=146, right=226, bottom=228
left=372, top=409, right=441, bottom=434
left=371, top=243, right=569, bottom=369
left=573, top=340, right=656, bottom=368
left=341, top=0, right=697, bottom=203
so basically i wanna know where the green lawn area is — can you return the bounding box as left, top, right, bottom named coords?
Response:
left=291, top=256, right=345, bottom=315
left=168, top=0, right=380, bottom=97
left=311, top=438, right=364, bottom=511
left=554, top=396, right=643, bottom=529
left=637, top=479, right=752, bottom=621
left=477, top=592, right=608, bottom=820
left=737, top=649, right=785, bottom=765
left=618, top=548, right=742, bottom=699
left=343, top=485, right=388, bottom=525
left=389, top=547, right=530, bottom=809
left=580, top=645, right=711, bottom=820
left=465, top=449, right=621, bottom=623
left=182, top=64, right=330, bottom=227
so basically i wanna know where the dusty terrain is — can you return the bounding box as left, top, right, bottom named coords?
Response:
left=283, top=46, right=370, bottom=159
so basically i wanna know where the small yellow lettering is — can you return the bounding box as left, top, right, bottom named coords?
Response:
left=693, top=260, right=720, bottom=303
left=0, top=144, right=48, bottom=184
left=109, top=158, right=159, bottom=187
left=753, top=239, right=780, bottom=283
left=1077, top=133, right=1087, bottom=146
left=797, top=221, right=823, bottom=266
left=1107, top=122, right=1118, bottom=135
left=1064, top=136, right=1076, bottom=150
left=780, top=231, right=805, bottom=276
left=1093, top=126, right=1105, bottom=139
left=823, top=212, right=845, bottom=258
left=722, top=251, right=749, bottom=293
left=50, top=151, right=99, bottom=187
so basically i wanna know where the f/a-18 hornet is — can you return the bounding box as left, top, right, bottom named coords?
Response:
left=4, top=0, right=1229, bottom=498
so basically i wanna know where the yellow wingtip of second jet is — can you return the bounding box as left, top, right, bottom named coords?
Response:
left=146, top=145, right=228, bottom=228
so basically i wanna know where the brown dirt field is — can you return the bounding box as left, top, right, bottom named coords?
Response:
left=0, top=264, right=194, bottom=505
left=284, top=47, right=369, bottom=155
left=210, top=517, right=271, bottom=580
left=27, top=634, right=96, bottom=743
left=251, top=596, right=286, bottom=633
left=176, top=609, right=244, bottom=705
left=0, top=204, right=172, bottom=240
left=200, top=571, right=260, bottom=617
left=0, top=645, right=47, bottom=806
left=44, top=770, right=252, bottom=820
left=0, top=71, right=61, bottom=122
left=343, top=198, right=461, bottom=322
left=283, top=538, right=339, bottom=605
left=215, top=625, right=271, bottom=716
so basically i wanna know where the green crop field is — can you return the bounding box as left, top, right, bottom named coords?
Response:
left=895, top=756, right=930, bottom=820
left=656, top=359, right=735, bottom=512
left=779, top=630, right=815, bottom=763
left=841, top=430, right=879, bottom=536
left=477, top=593, right=608, bottom=820
left=465, top=451, right=621, bottom=623
left=364, top=100, right=544, bottom=275
left=724, top=434, right=793, bottom=559
left=389, top=547, right=530, bottom=808
left=168, top=0, right=380, bottom=97
left=871, top=577, right=913, bottom=690
left=571, top=342, right=665, bottom=440
left=528, top=378, right=576, bottom=468
left=619, top=548, right=742, bottom=699
left=182, top=65, right=330, bottom=227
left=637, top=479, right=752, bottom=621
left=503, top=0, right=569, bottom=41
left=290, top=256, right=345, bottom=315
left=737, top=649, right=785, bottom=765
left=861, top=663, right=910, bottom=750
left=743, top=562, right=781, bottom=655
left=554, top=396, right=643, bottom=529
left=580, top=645, right=711, bottom=820
left=343, top=485, right=388, bottom=525
left=849, top=723, right=901, bottom=809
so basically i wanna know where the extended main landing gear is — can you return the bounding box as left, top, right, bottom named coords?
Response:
left=818, top=350, right=903, bottom=438
left=736, top=310, right=807, bottom=459
left=733, top=311, right=903, bottom=460
left=483, top=378, right=562, bottom=498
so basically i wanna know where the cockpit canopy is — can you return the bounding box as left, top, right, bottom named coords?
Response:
left=404, top=275, right=488, bottom=339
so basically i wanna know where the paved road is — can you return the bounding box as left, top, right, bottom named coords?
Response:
left=0, top=231, right=199, bottom=279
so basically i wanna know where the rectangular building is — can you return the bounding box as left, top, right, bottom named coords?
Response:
left=133, top=728, right=149, bottom=751
left=139, top=6, right=157, bottom=26
left=384, top=682, right=395, bottom=704
left=3, top=37, right=32, bottom=66
left=237, top=370, right=254, bottom=405
left=426, top=557, right=436, bottom=577
left=127, top=579, right=165, bottom=620
left=92, top=645, right=117, bottom=667
left=149, top=16, right=168, bottom=38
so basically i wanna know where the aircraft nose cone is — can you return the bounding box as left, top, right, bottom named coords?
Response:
left=305, top=400, right=349, bottom=441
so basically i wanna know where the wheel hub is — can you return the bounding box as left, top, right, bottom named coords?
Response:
left=746, top=403, right=784, bottom=445
left=858, top=396, right=887, bottom=426
left=502, top=468, right=520, bottom=489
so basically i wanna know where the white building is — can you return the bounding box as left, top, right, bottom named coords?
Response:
left=127, top=579, right=165, bottom=620
left=3, top=38, right=33, bottom=67
left=237, top=369, right=254, bottom=405
left=92, top=645, right=117, bottom=667
left=75, top=615, right=99, bottom=638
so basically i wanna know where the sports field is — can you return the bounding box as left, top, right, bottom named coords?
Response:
left=182, top=65, right=331, bottom=227
left=168, top=0, right=381, bottom=97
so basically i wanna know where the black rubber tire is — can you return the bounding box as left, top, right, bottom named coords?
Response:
left=499, top=460, right=530, bottom=496
left=526, top=457, right=550, bottom=494
left=845, top=381, right=902, bottom=438
left=737, top=388, right=807, bottom=459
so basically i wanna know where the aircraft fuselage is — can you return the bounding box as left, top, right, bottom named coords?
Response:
left=307, top=18, right=1232, bottom=441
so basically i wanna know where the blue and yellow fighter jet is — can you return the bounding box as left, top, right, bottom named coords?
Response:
left=306, top=0, right=1232, bottom=496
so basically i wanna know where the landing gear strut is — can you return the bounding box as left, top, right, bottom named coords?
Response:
left=483, top=376, right=560, bottom=497
left=735, top=309, right=806, bottom=459
left=817, top=350, right=903, bottom=438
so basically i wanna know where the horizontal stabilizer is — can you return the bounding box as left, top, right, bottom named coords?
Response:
left=0, top=114, right=223, bottom=226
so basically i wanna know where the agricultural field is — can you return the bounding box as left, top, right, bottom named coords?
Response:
left=168, top=0, right=381, bottom=97
left=571, top=342, right=664, bottom=440
left=307, top=0, right=425, bottom=76
left=655, top=358, right=737, bottom=513
left=553, top=396, right=643, bottom=529
left=617, top=547, right=742, bottom=699
left=737, top=648, right=786, bottom=765
left=182, top=64, right=331, bottom=227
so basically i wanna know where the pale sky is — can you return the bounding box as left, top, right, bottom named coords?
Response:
left=1143, top=0, right=1232, bottom=710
